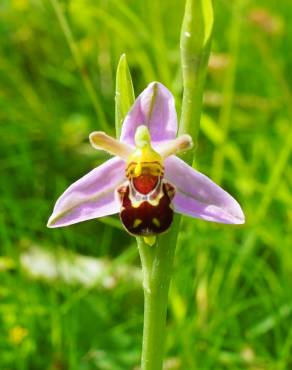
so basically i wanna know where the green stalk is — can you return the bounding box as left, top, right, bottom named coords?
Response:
left=137, top=216, right=181, bottom=370
left=114, top=3, right=214, bottom=362
left=114, top=55, right=180, bottom=370
left=179, top=0, right=214, bottom=159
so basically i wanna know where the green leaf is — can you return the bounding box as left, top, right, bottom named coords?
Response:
left=115, top=54, right=135, bottom=138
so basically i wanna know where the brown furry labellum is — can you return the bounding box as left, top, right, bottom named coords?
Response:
left=117, top=171, right=175, bottom=237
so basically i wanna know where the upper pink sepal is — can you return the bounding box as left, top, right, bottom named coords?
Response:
left=120, top=82, right=178, bottom=145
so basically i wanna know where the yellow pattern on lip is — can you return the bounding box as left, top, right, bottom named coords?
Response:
left=126, top=161, right=163, bottom=179
left=143, top=236, right=156, bottom=247
left=133, top=218, right=142, bottom=228
left=126, top=125, right=163, bottom=178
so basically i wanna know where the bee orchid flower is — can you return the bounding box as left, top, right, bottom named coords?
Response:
left=47, top=82, right=244, bottom=245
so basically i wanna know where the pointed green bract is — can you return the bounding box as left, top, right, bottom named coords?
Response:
left=115, top=54, right=135, bottom=138
left=179, top=0, right=214, bottom=154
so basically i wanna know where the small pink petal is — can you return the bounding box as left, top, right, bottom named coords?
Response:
left=165, top=156, right=245, bottom=224
left=120, top=82, right=178, bottom=145
left=47, top=157, right=125, bottom=228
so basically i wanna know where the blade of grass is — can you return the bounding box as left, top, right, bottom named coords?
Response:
left=49, top=0, right=108, bottom=130
left=211, top=0, right=243, bottom=184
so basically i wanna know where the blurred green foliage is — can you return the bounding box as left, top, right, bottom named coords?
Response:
left=0, top=0, right=292, bottom=369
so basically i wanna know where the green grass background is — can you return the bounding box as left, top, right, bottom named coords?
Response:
left=1, top=0, right=292, bottom=369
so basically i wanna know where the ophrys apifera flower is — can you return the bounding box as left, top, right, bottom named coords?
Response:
left=48, top=82, right=244, bottom=244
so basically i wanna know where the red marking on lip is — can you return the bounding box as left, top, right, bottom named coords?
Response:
left=119, top=183, right=174, bottom=236
left=132, top=175, right=158, bottom=194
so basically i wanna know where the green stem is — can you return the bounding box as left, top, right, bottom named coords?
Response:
left=137, top=216, right=181, bottom=370
left=179, top=0, right=213, bottom=154
left=114, top=52, right=181, bottom=370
